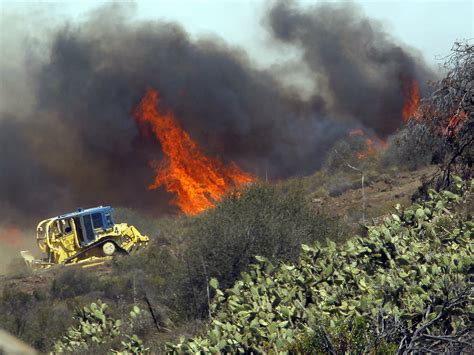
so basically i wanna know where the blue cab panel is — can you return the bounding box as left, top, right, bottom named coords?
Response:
left=57, top=206, right=115, bottom=246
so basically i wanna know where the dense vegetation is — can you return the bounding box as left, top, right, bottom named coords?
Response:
left=170, top=177, right=473, bottom=353
left=0, top=181, right=344, bottom=352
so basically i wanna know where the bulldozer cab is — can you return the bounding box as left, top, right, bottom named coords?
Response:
left=57, top=207, right=115, bottom=247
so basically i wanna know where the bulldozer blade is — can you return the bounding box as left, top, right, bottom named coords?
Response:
left=20, top=250, right=54, bottom=270
left=20, top=250, right=35, bottom=264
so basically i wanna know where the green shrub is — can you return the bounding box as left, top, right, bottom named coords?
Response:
left=50, top=267, right=100, bottom=299
left=111, top=234, right=189, bottom=321
left=0, top=286, right=34, bottom=336
left=324, top=136, right=368, bottom=172
left=289, top=316, right=398, bottom=354
left=181, top=182, right=345, bottom=317
left=0, top=285, right=74, bottom=352
left=327, top=174, right=359, bottom=197
left=381, top=121, right=445, bottom=170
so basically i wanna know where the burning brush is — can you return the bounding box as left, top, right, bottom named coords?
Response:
left=348, top=129, right=387, bottom=161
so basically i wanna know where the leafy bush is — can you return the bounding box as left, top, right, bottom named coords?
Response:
left=289, top=316, right=398, bottom=354
left=0, top=286, right=35, bottom=336
left=324, top=136, right=369, bottom=172
left=0, top=285, right=73, bottom=352
left=327, top=174, right=360, bottom=197
left=169, top=177, right=473, bottom=353
left=50, top=267, right=101, bottom=299
left=180, top=182, right=345, bottom=317
left=381, top=121, right=445, bottom=170
left=110, top=219, right=191, bottom=321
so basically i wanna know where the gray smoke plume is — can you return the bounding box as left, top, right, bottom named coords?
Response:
left=266, top=0, right=434, bottom=137
left=0, top=1, right=435, bottom=223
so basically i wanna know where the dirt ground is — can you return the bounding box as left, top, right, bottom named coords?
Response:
left=312, top=166, right=437, bottom=223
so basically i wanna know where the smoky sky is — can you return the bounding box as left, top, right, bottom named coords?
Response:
left=0, top=1, right=435, bottom=222
left=267, top=1, right=434, bottom=136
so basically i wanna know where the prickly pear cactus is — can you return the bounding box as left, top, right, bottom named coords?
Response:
left=52, top=301, right=148, bottom=354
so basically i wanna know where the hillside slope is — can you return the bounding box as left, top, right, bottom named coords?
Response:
left=0, top=167, right=471, bottom=353
left=0, top=166, right=435, bottom=294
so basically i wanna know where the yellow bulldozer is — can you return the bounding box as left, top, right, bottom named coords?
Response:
left=21, top=206, right=149, bottom=269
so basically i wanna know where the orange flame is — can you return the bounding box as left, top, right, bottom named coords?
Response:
left=356, top=138, right=377, bottom=160
left=134, top=88, right=255, bottom=215
left=443, top=111, right=467, bottom=136
left=349, top=129, right=387, bottom=160
left=401, top=75, right=420, bottom=122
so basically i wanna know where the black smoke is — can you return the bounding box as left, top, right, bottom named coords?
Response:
left=0, top=1, right=435, bottom=222
left=266, top=1, right=433, bottom=137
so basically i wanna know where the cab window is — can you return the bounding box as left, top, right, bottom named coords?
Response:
left=91, top=213, right=103, bottom=229
left=60, top=219, right=73, bottom=234
left=105, top=213, right=113, bottom=228
left=52, top=222, right=60, bottom=235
